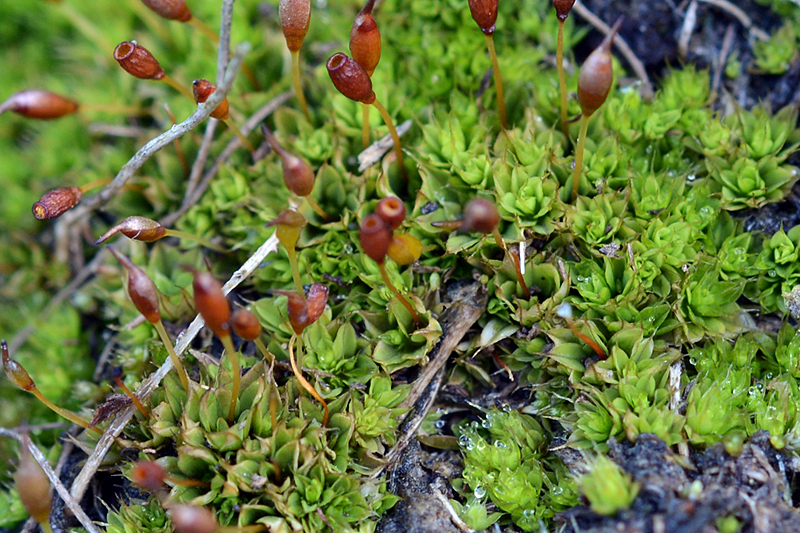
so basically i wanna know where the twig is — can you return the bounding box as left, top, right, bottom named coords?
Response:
left=572, top=1, right=654, bottom=100
left=712, top=24, right=737, bottom=95
left=698, top=0, right=770, bottom=41
left=357, top=120, right=412, bottom=173
left=69, top=233, right=279, bottom=503
left=184, top=120, right=219, bottom=200
left=678, top=0, right=698, bottom=59
left=0, top=428, right=101, bottom=533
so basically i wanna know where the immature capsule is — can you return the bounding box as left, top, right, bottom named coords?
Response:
left=0, top=90, right=79, bottom=120
left=462, top=197, right=500, bottom=234
left=231, top=308, right=262, bottom=341
left=552, top=0, right=576, bottom=21
left=114, top=41, right=165, bottom=80
left=279, top=0, right=311, bottom=52
left=96, top=216, right=167, bottom=245
left=261, top=125, right=315, bottom=197
left=468, top=0, right=498, bottom=35
left=359, top=213, right=392, bottom=264
left=349, top=0, right=381, bottom=76
left=192, top=79, right=229, bottom=120
left=327, top=53, right=376, bottom=104
left=387, top=234, right=422, bottom=266
left=15, top=437, right=52, bottom=527
left=108, top=246, right=162, bottom=324
left=170, top=505, right=218, bottom=533
left=577, top=18, right=623, bottom=117
left=130, top=460, right=166, bottom=493
left=140, top=0, right=192, bottom=21
left=32, top=187, right=82, bottom=220
left=191, top=271, right=231, bottom=338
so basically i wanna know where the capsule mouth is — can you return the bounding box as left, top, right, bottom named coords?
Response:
left=113, top=41, right=135, bottom=61
left=327, top=53, right=347, bottom=71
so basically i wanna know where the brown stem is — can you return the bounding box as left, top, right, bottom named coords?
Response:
left=113, top=376, right=151, bottom=418
left=289, top=335, right=328, bottom=426
left=30, top=388, right=102, bottom=435
left=379, top=263, right=420, bottom=327
left=486, top=35, right=509, bottom=129
left=566, top=318, right=606, bottom=359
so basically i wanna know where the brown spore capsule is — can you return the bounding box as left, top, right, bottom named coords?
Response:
left=191, top=270, right=231, bottom=338
left=552, top=0, right=576, bottom=21
left=114, top=41, right=166, bottom=80
left=192, top=79, right=229, bottom=120
left=577, top=18, right=622, bottom=118
left=0, top=90, right=79, bottom=120
left=96, top=216, right=167, bottom=245
left=140, top=0, right=192, bottom=21
left=15, top=437, right=52, bottom=526
left=130, top=460, right=166, bottom=493
left=32, top=187, right=82, bottom=220
left=305, top=283, right=329, bottom=326
left=327, top=53, right=375, bottom=104
left=375, top=196, right=406, bottom=231
left=468, top=0, right=498, bottom=35
left=274, top=290, right=309, bottom=335
left=279, top=0, right=311, bottom=52
left=261, top=125, right=315, bottom=197
left=359, top=213, right=392, bottom=264
left=349, top=0, right=381, bottom=77
left=462, top=197, right=500, bottom=234
left=2, top=339, right=35, bottom=392
left=231, top=309, right=262, bottom=341
left=107, top=246, right=162, bottom=324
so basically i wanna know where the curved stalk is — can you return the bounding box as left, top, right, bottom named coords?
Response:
left=305, top=196, right=329, bottom=221
left=491, top=228, right=530, bottom=298
left=557, top=20, right=569, bottom=141
left=290, top=50, right=312, bottom=121
left=188, top=16, right=220, bottom=44
left=371, top=98, right=407, bottom=182
left=285, top=245, right=305, bottom=295
left=220, top=334, right=240, bottom=424
left=164, top=229, right=227, bottom=253
left=571, top=114, right=590, bottom=201
left=378, top=263, right=420, bottom=326
left=361, top=103, right=371, bottom=149
left=289, top=335, right=329, bottom=426
left=222, top=117, right=256, bottom=152
left=254, top=337, right=274, bottom=366
left=113, top=375, right=150, bottom=418
left=154, top=320, right=190, bottom=393
left=486, top=35, right=508, bottom=130
left=160, top=74, right=194, bottom=101
left=29, top=388, right=101, bottom=435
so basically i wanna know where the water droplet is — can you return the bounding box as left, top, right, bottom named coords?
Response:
left=482, top=418, right=493, bottom=429
left=474, top=486, right=486, bottom=499
left=687, top=174, right=696, bottom=182
left=756, top=382, right=765, bottom=392
left=500, top=403, right=512, bottom=412
left=769, top=270, right=777, bottom=278
left=493, top=440, right=508, bottom=449
left=551, top=486, right=564, bottom=495
left=435, top=419, right=446, bottom=429
left=459, top=434, right=472, bottom=448
left=523, top=509, right=535, bottom=519
left=749, top=386, right=757, bottom=396
left=689, top=357, right=697, bottom=365
left=765, top=372, right=774, bottom=380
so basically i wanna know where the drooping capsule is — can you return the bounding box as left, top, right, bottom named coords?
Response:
left=577, top=18, right=623, bottom=118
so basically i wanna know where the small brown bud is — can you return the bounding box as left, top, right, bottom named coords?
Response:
left=305, top=283, right=329, bottom=327
left=577, top=17, right=622, bottom=118
left=267, top=208, right=308, bottom=230
left=170, top=505, right=218, bottom=533
left=107, top=246, right=162, bottom=324
left=114, top=41, right=166, bottom=80
left=281, top=291, right=309, bottom=335
left=140, top=0, right=192, bottom=22
left=261, top=125, right=315, bottom=197
left=15, top=436, right=52, bottom=526
left=387, top=234, right=422, bottom=266
left=327, top=53, right=375, bottom=104
left=0, top=90, right=79, bottom=120
left=552, top=0, right=576, bottom=22
left=192, top=79, right=229, bottom=120
left=231, top=309, right=262, bottom=341
left=462, top=198, right=500, bottom=234
left=375, top=196, right=405, bottom=231
left=349, top=0, right=381, bottom=77
left=32, top=187, right=82, bottom=220
left=96, top=216, right=167, bottom=245
left=130, top=460, right=166, bottom=492
left=191, top=271, right=231, bottom=339
left=279, top=0, right=311, bottom=52
left=359, top=213, right=391, bottom=264
left=468, top=0, right=498, bottom=35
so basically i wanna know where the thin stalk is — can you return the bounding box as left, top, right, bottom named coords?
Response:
left=371, top=98, right=407, bottom=182
left=378, top=263, right=420, bottom=326
left=486, top=35, right=509, bottom=130
left=566, top=318, right=606, bottom=359
left=290, top=50, right=312, bottom=121
left=285, top=245, right=305, bottom=295
left=79, top=104, right=147, bottom=115
left=57, top=3, right=114, bottom=55
left=30, top=388, right=101, bottom=435
left=164, top=229, right=227, bottom=252
left=305, top=196, right=329, bottom=221
left=220, top=334, right=240, bottom=424
left=77, top=178, right=112, bottom=194
left=361, top=103, right=371, bottom=149
left=288, top=335, right=328, bottom=426
left=557, top=20, right=570, bottom=141
left=161, top=74, right=194, bottom=101
left=491, top=228, right=530, bottom=298
left=188, top=16, right=220, bottom=44
left=254, top=337, right=274, bottom=366
left=113, top=375, right=150, bottom=418
left=222, top=117, right=256, bottom=152
left=41, top=522, right=53, bottom=533
left=571, top=114, right=590, bottom=201
left=153, top=320, right=190, bottom=393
